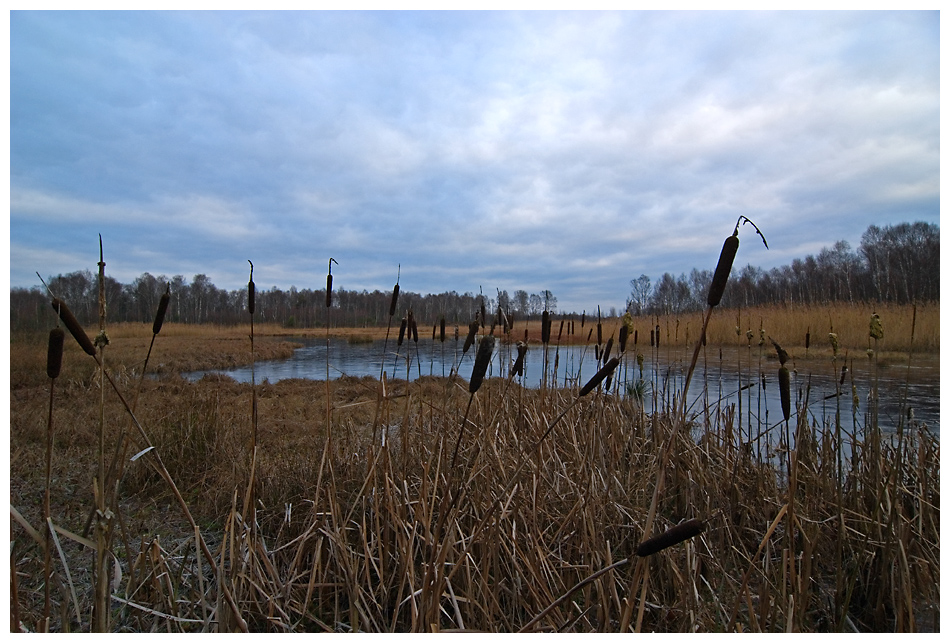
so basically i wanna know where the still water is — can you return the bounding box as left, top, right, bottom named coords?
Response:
left=184, top=337, right=939, bottom=434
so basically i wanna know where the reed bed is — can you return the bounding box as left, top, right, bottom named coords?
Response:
left=9, top=318, right=939, bottom=632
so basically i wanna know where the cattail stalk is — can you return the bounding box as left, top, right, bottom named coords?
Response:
left=452, top=334, right=495, bottom=467
left=43, top=327, right=64, bottom=628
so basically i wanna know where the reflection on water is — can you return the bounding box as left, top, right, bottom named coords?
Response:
left=183, top=337, right=939, bottom=434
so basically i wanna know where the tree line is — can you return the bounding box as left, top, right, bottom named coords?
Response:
left=626, top=221, right=938, bottom=316
left=10, top=267, right=560, bottom=332
left=10, top=220, right=937, bottom=332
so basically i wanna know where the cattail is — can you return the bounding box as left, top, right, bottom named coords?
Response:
left=47, top=327, right=64, bottom=379
left=707, top=232, right=739, bottom=307
left=247, top=279, right=255, bottom=316
left=386, top=286, right=399, bottom=319
left=579, top=357, right=620, bottom=397
left=440, top=317, right=446, bottom=342
left=805, top=328, right=811, bottom=350
left=839, top=365, right=848, bottom=386
left=153, top=285, right=170, bottom=336
left=469, top=334, right=495, bottom=394
left=650, top=329, right=655, bottom=347
left=869, top=313, right=884, bottom=340
left=634, top=329, right=638, bottom=346
left=779, top=366, right=791, bottom=422
left=771, top=338, right=788, bottom=365
left=829, top=332, right=839, bottom=356
left=408, top=311, right=418, bottom=343
left=480, top=300, right=486, bottom=329
left=619, top=325, right=628, bottom=353
left=541, top=311, right=551, bottom=344
left=463, top=320, right=478, bottom=354
left=397, top=317, right=407, bottom=346
left=597, top=321, right=602, bottom=346
left=432, top=324, right=437, bottom=341
left=603, top=336, right=613, bottom=363
left=557, top=319, right=564, bottom=342
left=581, top=312, right=586, bottom=328
left=594, top=344, right=601, bottom=361
left=636, top=518, right=706, bottom=557
left=50, top=298, right=96, bottom=356
left=512, top=341, right=528, bottom=377
left=326, top=258, right=337, bottom=308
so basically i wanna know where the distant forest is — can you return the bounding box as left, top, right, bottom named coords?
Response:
left=10, top=221, right=938, bottom=332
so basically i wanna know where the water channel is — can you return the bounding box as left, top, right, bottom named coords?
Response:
left=183, top=336, right=939, bottom=436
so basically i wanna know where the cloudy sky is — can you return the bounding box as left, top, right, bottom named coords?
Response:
left=8, top=10, right=939, bottom=314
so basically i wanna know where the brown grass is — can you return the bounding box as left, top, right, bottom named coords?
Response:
left=8, top=304, right=940, bottom=633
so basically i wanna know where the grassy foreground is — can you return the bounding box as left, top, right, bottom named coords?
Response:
left=8, top=305, right=940, bottom=632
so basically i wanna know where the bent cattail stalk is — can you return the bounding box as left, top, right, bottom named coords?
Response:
left=47, top=328, right=65, bottom=379
left=153, top=285, right=170, bottom=335
left=469, top=334, right=495, bottom=394
left=636, top=518, right=706, bottom=557
left=579, top=357, right=620, bottom=397
left=51, top=298, right=96, bottom=356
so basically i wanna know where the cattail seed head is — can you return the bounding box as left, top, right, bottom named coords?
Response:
left=47, top=327, right=65, bottom=379
left=829, top=332, right=839, bottom=356
left=512, top=341, right=528, bottom=377
left=51, top=298, right=96, bottom=356
left=398, top=317, right=407, bottom=346
left=707, top=233, right=739, bottom=307
left=869, top=313, right=884, bottom=340
left=326, top=274, right=333, bottom=308
left=771, top=338, right=788, bottom=365
left=153, top=285, right=170, bottom=335
left=389, top=284, right=400, bottom=317
left=603, top=336, right=613, bottom=363
left=779, top=366, right=791, bottom=422
left=469, top=334, right=495, bottom=394
left=619, top=325, right=628, bottom=353
left=541, top=311, right=551, bottom=344
left=805, top=329, right=811, bottom=350
left=440, top=317, right=446, bottom=342
left=636, top=519, right=706, bottom=557
left=579, top=357, right=620, bottom=397
left=463, top=319, right=478, bottom=354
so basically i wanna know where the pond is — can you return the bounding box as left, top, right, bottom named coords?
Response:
left=183, top=336, right=939, bottom=435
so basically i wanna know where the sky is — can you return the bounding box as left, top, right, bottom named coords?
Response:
left=7, top=9, right=940, bottom=314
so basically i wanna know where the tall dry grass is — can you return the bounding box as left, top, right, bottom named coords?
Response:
left=9, top=307, right=939, bottom=631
